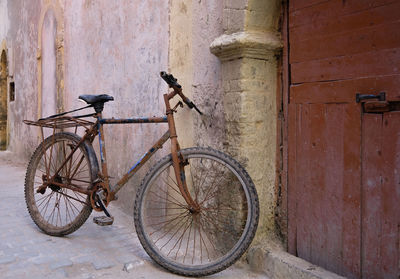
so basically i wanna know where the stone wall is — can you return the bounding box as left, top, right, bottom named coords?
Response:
left=170, top=0, right=224, bottom=150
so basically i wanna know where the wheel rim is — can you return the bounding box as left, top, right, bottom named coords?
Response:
left=31, top=137, right=92, bottom=229
left=139, top=153, right=252, bottom=268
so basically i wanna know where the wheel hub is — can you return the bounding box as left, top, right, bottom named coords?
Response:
left=48, top=174, right=62, bottom=192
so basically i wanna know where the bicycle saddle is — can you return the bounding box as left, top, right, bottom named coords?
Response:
left=79, top=94, right=114, bottom=113
left=78, top=94, right=114, bottom=105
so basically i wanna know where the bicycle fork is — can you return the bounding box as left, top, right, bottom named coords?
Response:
left=164, top=93, right=200, bottom=213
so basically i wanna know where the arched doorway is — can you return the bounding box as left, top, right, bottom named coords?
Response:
left=0, top=50, right=7, bottom=150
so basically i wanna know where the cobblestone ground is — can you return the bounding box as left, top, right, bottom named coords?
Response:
left=0, top=153, right=268, bottom=279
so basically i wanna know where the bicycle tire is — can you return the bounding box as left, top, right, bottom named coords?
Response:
left=25, top=132, right=99, bottom=236
left=134, top=147, right=259, bottom=277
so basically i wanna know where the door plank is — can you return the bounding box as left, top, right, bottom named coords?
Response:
left=289, top=0, right=398, bottom=28
left=361, top=113, right=384, bottom=279
left=307, top=104, right=327, bottom=266
left=341, top=104, right=362, bottom=278
left=288, top=103, right=298, bottom=255
left=290, top=1, right=400, bottom=44
left=290, top=20, right=400, bottom=63
left=380, top=112, right=400, bottom=278
left=291, top=48, right=400, bottom=84
left=295, top=104, right=312, bottom=260
left=361, top=112, right=400, bottom=278
left=289, top=0, right=329, bottom=12
left=323, top=105, right=346, bottom=273
left=290, top=74, right=400, bottom=104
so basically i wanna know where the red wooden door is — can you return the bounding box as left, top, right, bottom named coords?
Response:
left=287, top=1, right=400, bottom=278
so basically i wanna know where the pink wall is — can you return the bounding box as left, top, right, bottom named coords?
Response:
left=3, top=0, right=223, bottom=213
left=63, top=0, right=169, bottom=212
left=41, top=9, right=57, bottom=120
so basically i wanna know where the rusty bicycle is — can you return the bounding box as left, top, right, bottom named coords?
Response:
left=24, top=72, right=259, bottom=277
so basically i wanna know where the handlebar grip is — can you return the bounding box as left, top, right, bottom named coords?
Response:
left=160, top=71, right=181, bottom=89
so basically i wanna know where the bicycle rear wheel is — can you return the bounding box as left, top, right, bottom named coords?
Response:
left=134, top=147, right=259, bottom=277
left=25, top=132, right=99, bottom=236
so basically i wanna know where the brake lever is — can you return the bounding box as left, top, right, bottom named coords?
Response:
left=192, top=104, right=203, bottom=115
left=183, top=98, right=203, bottom=115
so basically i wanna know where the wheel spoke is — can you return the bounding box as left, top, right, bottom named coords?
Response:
left=25, top=133, right=95, bottom=235
left=152, top=212, right=191, bottom=244
left=137, top=149, right=257, bottom=274
left=160, top=213, right=192, bottom=251
left=148, top=190, right=187, bottom=209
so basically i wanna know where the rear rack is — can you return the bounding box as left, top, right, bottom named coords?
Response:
left=23, top=116, right=95, bottom=130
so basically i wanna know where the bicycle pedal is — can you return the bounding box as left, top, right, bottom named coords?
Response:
left=93, top=216, right=114, bottom=226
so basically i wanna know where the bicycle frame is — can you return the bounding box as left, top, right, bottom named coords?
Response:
left=45, top=89, right=199, bottom=212
left=97, top=116, right=169, bottom=198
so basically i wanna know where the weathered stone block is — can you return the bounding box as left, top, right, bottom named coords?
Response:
left=229, top=78, right=270, bottom=92
left=247, top=0, right=281, bottom=31
left=239, top=91, right=269, bottom=123
left=224, top=0, right=248, bottom=10
left=222, top=59, right=242, bottom=80
left=223, top=92, right=242, bottom=122
left=223, top=8, right=246, bottom=33
left=240, top=57, right=271, bottom=79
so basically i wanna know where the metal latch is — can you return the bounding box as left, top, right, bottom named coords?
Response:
left=356, top=92, right=386, bottom=103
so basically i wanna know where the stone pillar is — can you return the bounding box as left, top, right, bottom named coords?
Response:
left=210, top=0, right=282, bottom=246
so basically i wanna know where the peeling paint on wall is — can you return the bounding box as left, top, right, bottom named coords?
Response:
left=40, top=9, right=57, bottom=120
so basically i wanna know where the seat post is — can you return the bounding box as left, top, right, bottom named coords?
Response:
left=96, top=112, right=110, bottom=190
left=94, top=103, right=105, bottom=113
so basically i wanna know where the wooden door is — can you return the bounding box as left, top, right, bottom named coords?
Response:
left=286, top=1, right=400, bottom=278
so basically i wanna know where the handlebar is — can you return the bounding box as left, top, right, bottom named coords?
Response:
left=160, top=71, right=202, bottom=115
left=160, top=71, right=181, bottom=89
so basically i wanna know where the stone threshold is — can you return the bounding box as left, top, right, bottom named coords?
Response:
left=248, top=247, right=347, bottom=279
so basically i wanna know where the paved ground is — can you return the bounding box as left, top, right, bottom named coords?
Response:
left=0, top=153, right=268, bottom=279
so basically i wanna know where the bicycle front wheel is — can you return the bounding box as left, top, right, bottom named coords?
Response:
left=25, top=132, right=99, bottom=236
left=134, top=147, right=259, bottom=277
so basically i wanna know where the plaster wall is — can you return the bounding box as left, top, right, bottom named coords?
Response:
left=1, top=0, right=170, bottom=215
left=63, top=0, right=169, bottom=213
left=0, top=0, right=9, bottom=41
left=191, top=1, right=225, bottom=149
left=6, top=1, right=42, bottom=156
left=40, top=9, right=57, bottom=120
left=169, top=0, right=224, bottom=150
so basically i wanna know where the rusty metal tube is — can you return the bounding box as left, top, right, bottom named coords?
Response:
left=163, top=93, right=198, bottom=210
